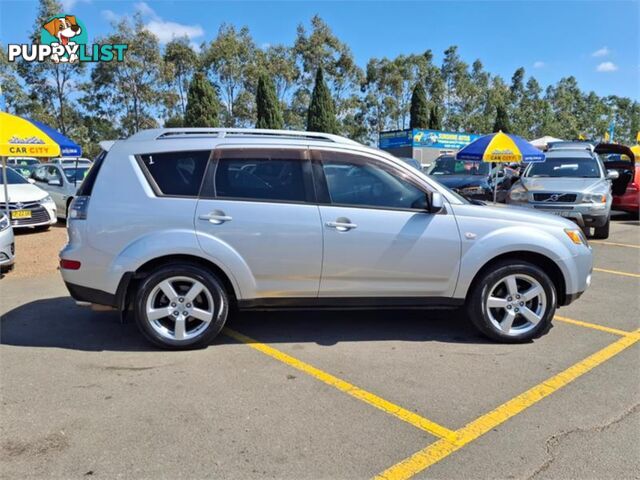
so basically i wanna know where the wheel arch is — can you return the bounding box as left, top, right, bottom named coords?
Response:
left=465, top=251, right=567, bottom=306
left=120, top=254, right=239, bottom=311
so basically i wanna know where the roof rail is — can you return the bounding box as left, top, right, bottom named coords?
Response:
left=126, top=128, right=360, bottom=145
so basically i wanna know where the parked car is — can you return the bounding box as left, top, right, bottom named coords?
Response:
left=0, top=213, right=15, bottom=273
left=60, top=128, right=592, bottom=349
left=594, top=143, right=638, bottom=215
left=506, top=149, right=620, bottom=238
left=31, top=163, right=90, bottom=219
left=12, top=164, right=39, bottom=180
left=425, top=155, right=516, bottom=202
left=395, top=156, right=422, bottom=171
left=0, top=167, right=57, bottom=229
left=547, top=141, right=595, bottom=152
left=7, top=157, right=40, bottom=167
left=52, top=157, right=92, bottom=166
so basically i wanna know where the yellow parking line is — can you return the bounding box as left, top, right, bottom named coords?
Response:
left=223, top=327, right=458, bottom=442
left=593, top=267, right=640, bottom=279
left=554, top=315, right=634, bottom=337
left=374, top=332, right=639, bottom=480
left=590, top=241, right=640, bottom=249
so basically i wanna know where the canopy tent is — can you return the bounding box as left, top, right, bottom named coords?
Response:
left=530, top=135, right=564, bottom=150
left=1, top=112, right=81, bottom=215
left=456, top=131, right=546, bottom=203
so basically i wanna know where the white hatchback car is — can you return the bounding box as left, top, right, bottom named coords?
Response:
left=1, top=166, right=57, bottom=229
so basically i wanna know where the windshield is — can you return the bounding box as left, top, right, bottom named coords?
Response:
left=428, top=158, right=490, bottom=176
left=63, top=167, right=90, bottom=183
left=1, top=168, right=29, bottom=185
left=525, top=158, right=601, bottom=178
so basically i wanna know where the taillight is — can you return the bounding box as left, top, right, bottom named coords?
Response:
left=69, top=196, right=89, bottom=220
left=60, top=259, right=81, bottom=270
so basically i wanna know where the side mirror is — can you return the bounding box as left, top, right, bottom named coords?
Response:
left=48, top=179, right=62, bottom=186
left=606, top=169, right=619, bottom=180
left=27, top=178, right=36, bottom=184
left=429, top=192, right=444, bottom=214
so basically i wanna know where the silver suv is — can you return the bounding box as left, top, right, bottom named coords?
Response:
left=60, top=129, right=593, bottom=349
left=507, top=148, right=618, bottom=238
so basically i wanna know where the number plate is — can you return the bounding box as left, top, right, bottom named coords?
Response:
left=11, top=209, right=31, bottom=219
left=549, top=211, right=571, bottom=217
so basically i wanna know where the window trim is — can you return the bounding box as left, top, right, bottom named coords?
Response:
left=199, top=147, right=316, bottom=205
left=310, top=149, right=440, bottom=214
left=135, top=149, right=214, bottom=199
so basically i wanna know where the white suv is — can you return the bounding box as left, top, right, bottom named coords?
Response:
left=60, top=129, right=593, bottom=349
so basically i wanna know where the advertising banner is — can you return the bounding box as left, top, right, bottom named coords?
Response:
left=379, top=129, right=481, bottom=150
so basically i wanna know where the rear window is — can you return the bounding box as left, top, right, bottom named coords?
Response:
left=215, top=157, right=305, bottom=202
left=77, top=150, right=106, bottom=196
left=138, top=151, right=210, bottom=197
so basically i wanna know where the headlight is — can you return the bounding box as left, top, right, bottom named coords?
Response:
left=509, top=189, right=527, bottom=201
left=39, top=195, right=54, bottom=205
left=565, top=228, right=588, bottom=246
left=0, top=214, right=9, bottom=232
left=582, top=193, right=606, bottom=203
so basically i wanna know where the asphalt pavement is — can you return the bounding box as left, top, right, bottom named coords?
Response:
left=1, top=212, right=638, bottom=479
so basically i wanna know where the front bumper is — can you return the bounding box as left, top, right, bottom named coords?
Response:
left=509, top=202, right=610, bottom=227
left=0, top=228, right=15, bottom=273
left=5, top=203, right=57, bottom=229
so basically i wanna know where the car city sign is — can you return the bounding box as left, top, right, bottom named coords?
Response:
left=7, top=14, right=127, bottom=64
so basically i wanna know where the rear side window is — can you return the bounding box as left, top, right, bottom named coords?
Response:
left=138, top=150, right=210, bottom=197
left=215, top=157, right=306, bottom=202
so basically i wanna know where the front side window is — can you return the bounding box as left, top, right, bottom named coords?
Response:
left=319, top=153, right=426, bottom=210
left=139, top=150, right=210, bottom=196
left=215, top=156, right=306, bottom=202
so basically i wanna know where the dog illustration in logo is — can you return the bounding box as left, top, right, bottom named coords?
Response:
left=43, top=15, right=82, bottom=63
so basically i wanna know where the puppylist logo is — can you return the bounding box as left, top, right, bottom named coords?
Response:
left=7, top=14, right=127, bottom=64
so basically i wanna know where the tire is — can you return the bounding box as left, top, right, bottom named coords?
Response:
left=592, top=218, right=610, bottom=239
left=467, top=260, right=556, bottom=343
left=134, top=263, right=229, bottom=350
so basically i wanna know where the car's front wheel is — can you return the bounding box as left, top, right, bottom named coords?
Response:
left=467, top=261, right=556, bottom=343
left=134, top=263, right=229, bottom=349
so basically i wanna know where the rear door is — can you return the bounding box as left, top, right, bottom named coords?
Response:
left=195, top=146, right=323, bottom=299
left=312, top=148, right=461, bottom=299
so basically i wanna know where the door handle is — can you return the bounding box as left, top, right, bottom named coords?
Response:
left=325, top=220, right=357, bottom=231
left=199, top=211, right=232, bottom=224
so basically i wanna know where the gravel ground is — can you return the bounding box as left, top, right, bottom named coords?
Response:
left=10, top=224, right=67, bottom=279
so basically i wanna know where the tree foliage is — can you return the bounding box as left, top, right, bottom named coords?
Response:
left=410, top=83, right=429, bottom=129
left=307, top=68, right=337, bottom=133
left=256, top=72, right=284, bottom=129
left=184, top=71, right=220, bottom=127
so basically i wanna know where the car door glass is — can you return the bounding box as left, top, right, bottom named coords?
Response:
left=321, top=156, right=425, bottom=209
left=215, top=157, right=305, bottom=202
left=138, top=151, right=210, bottom=196
left=47, top=166, right=62, bottom=183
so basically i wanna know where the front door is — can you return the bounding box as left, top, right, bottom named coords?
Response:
left=313, top=149, right=461, bottom=298
left=195, top=147, right=323, bottom=299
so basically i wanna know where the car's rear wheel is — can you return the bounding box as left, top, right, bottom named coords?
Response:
left=592, top=218, right=610, bottom=239
left=467, top=261, right=556, bottom=343
left=134, top=264, right=228, bottom=350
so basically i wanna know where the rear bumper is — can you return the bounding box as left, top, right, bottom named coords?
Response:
left=64, top=272, right=133, bottom=309
left=65, top=281, right=118, bottom=307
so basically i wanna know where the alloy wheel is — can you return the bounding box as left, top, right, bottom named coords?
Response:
left=145, top=276, right=216, bottom=341
left=485, top=273, right=547, bottom=336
